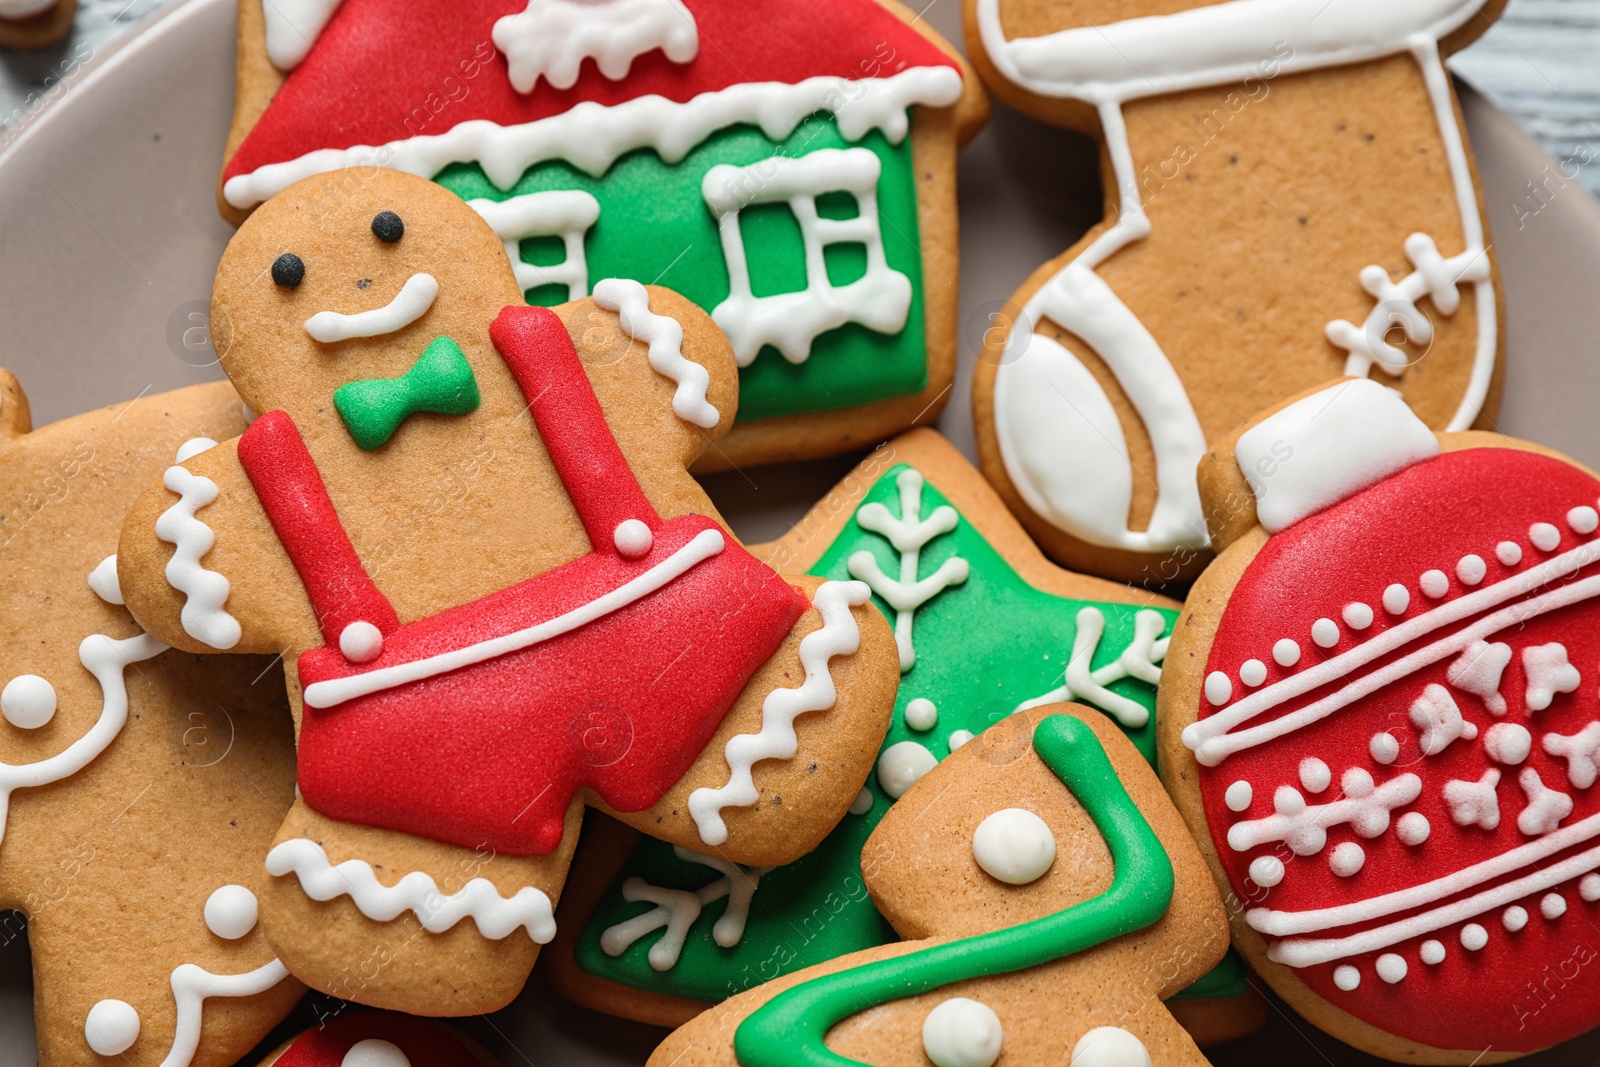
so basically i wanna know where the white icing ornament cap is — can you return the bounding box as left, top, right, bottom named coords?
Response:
left=1235, top=379, right=1439, bottom=533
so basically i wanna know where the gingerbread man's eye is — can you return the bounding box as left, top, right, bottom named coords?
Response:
left=371, top=211, right=404, bottom=243
left=272, top=253, right=305, bottom=288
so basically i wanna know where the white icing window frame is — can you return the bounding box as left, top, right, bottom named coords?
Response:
left=468, top=190, right=601, bottom=301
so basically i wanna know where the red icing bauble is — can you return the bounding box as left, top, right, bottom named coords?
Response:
left=273, top=1011, right=479, bottom=1066
left=1196, top=447, right=1600, bottom=1051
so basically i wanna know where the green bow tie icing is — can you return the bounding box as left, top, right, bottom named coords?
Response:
left=333, top=336, right=482, bottom=450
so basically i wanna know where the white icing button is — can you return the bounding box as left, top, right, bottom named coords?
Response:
left=88, top=554, right=125, bottom=605
left=1204, top=671, right=1233, bottom=705
left=1530, top=522, right=1562, bottom=552
left=2, top=675, right=56, bottom=730
left=1582, top=874, right=1600, bottom=902
left=174, top=436, right=218, bottom=463
left=1542, top=892, right=1568, bottom=920
left=1569, top=506, right=1599, bottom=534
left=1299, top=757, right=1331, bottom=794
left=1310, top=618, right=1339, bottom=649
left=1375, top=953, right=1407, bottom=984
left=904, top=697, right=937, bottom=732
left=1272, top=639, right=1301, bottom=667
left=877, top=741, right=937, bottom=799
left=1329, top=842, right=1365, bottom=877
left=1503, top=905, right=1529, bottom=932
left=1249, top=855, right=1284, bottom=888
left=84, top=999, right=140, bottom=1056
left=1396, top=812, right=1431, bottom=846
left=204, top=884, right=259, bottom=940
left=1342, top=602, right=1374, bottom=630
left=849, top=788, right=873, bottom=816
left=1239, top=659, right=1267, bottom=687
left=1456, top=554, right=1487, bottom=586
left=1332, top=965, right=1360, bottom=992
left=972, top=808, right=1056, bottom=886
left=1484, top=722, right=1532, bottom=765
left=1370, top=732, right=1400, bottom=765
left=1419, top=569, right=1449, bottom=599
left=1383, top=583, right=1410, bottom=615
left=948, top=729, right=975, bottom=751
left=1420, top=940, right=1446, bottom=965
left=921, top=997, right=1002, bottom=1067
left=1068, top=1026, right=1150, bottom=1067
left=613, top=518, right=654, bottom=558
left=1497, top=540, right=1523, bottom=566
left=1225, top=780, right=1253, bottom=812
left=343, top=1039, right=412, bottom=1067
left=1461, top=923, right=1489, bottom=951
left=338, top=621, right=384, bottom=663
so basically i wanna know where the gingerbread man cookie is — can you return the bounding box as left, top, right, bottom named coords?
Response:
left=256, top=1010, right=495, bottom=1066
left=965, top=0, right=1506, bottom=583
left=0, top=376, right=302, bottom=1066
left=1161, top=378, right=1600, bottom=1061
left=114, top=168, right=899, bottom=1015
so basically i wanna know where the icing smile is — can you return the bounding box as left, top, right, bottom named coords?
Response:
left=304, top=272, right=439, bottom=342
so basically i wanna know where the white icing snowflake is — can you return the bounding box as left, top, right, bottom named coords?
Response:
left=598, top=847, right=771, bottom=971
left=1522, top=642, right=1580, bottom=712
left=1447, top=640, right=1511, bottom=716
left=1443, top=769, right=1501, bottom=830
left=1516, top=768, right=1573, bottom=837
left=1226, top=769, right=1421, bottom=857
left=1408, top=683, right=1478, bottom=756
left=1544, top=721, right=1600, bottom=789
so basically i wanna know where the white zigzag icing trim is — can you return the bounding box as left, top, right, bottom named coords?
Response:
left=598, top=846, right=771, bottom=971
left=1014, top=607, right=1167, bottom=728
left=154, top=438, right=241, bottom=650
left=593, top=278, right=720, bottom=429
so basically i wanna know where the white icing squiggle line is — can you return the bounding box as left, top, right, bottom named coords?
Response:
left=304, top=273, right=439, bottom=343
left=1014, top=607, right=1167, bottom=728
left=155, top=457, right=241, bottom=651
left=688, top=580, right=869, bottom=846
left=593, top=278, right=720, bottom=429
left=264, top=838, right=556, bottom=942
left=599, top=847, right=770, bottom=971
left=160, top=959, right=290, bottom=1067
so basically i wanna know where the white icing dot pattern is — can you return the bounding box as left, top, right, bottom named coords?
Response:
left=1530, top=522, right=1562, bottom=552
left=1311, top=618, right=1339, bottom=648
left=1582, top=874, right=1600, bottom=902
left=1299, top=757, right=1331, bottom=794
left=1376, top=953, right=1407, bottom=984
left=1503, top=905, right=1529, bottom=932
left=1383, top=583, right=1410, bottom=615
left=1461, top=923, right=1489, bottom=950
left=1497, top=541, right=1523, bottom=566
left=1419, top=569, right=1449, bottom=599
left=1343, top=602, right=1374, bottom=630
left=1068, top=1026, right=1150, bottom=1067
left=1569, top=506, right=1599, bottom=535
left=971, top=809, right=1056, bottom=886
left=1484, top=722, right=1532, bottom=766
left=84, top=999, right=140, bottom=1056
left=1329, top=842, right=1365, bottom=877
left=921, top=997, right=1002, bottom=1067
left=1370, top=732, right=1400, bottom=765
left=949, top=729, right=975, bottom=751
left=613, top=518, right=654, bottom=558
left=1396, top=811, right=1431, bottom=846
left=1420, top=939, right=1446, bottom=965
left=1239, top=659, right=1267, bottom=687
left=1273, top=638, right=1301, bottom=667
left=1249, top=855, right=1285, bottom=888
left=1456, top=554, right=1487, bottom=585
left=2, top=675, right=56, bottom=730
left=877, top=741, right=937, bottom=800
left=1333, top=965, right=1360, bottom=991
left=1225, top=780, right=1253, bottom=812
left=1204, top=671, right=1232, bottom=705
left=204, top=885, right=259, bottom=940
left=343, top=1038, right=412, bottom=1067
left=1542, top=893, right=1568, bottom=920
left=904, top=697, right=937, bottom=732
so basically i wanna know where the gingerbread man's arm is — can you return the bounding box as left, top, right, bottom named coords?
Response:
left=118, top=435, right=319, bottom=656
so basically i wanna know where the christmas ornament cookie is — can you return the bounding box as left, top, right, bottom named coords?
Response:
left=114, top=168, right=900, bottom=1015
left=650, top=706, right=1230, bottom=1067
left=0, top=0, right=73, bottom=50
left=217, top=0, right=988, bottom=470
left=0, top=376, right=302, bottom=1066
left=256, top=1010, right=496, bottom=1066
left=965, top=0, right=1506, bottom=583
left=547, top=428, right=1263, bottom=1042
left=1160, top=378, right=1600, bottom=1061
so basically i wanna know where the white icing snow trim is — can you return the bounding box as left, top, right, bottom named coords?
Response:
left=1226, top=769, right=1421, bottom=856
left=468, top=191, right=599, bottom=300
left=688, top=580, right=869, bottom=845
left=156, top=465, right=242, bottom=650
left=262, top=0, right=343, bottom=71
left=0, top=632, right=166, bottom=846
left=1014, top=607, right=1167, bottom=728
left=303, top=529, right=724, bottom=709
left=598, top=846, right=771, bottom=970
left=304, top=273, right=438, bottom=343
left=592, top=278, right=721, bottom=428
left=87, top=554, right=124, bottom=605
left=265, top=838, right=556, bottom=941
left=704, top=148, right=911, bottom=366
left=159, top=959, right=290, bottom=1067
left=492, top=0, right=698, bottom=94
left=223, top=68, right=964, bottom=209
left=1236, top=380, right=1439, bottom=533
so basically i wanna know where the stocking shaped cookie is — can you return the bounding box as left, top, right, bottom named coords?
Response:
left=0, top=0, right=73, bottom=49
left=965, top=0, right=1506, bottom=583
left=256, top=1011, right=494, bottom=1066
left=115, top=168, right=899, bottom=1015
left=1161, top=378, right=1600, bottom=1061
left=650, top=706, right=1229, bottom=1067
left=0, top=377, right=301, bottom=1066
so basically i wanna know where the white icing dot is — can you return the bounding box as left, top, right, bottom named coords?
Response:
left=1225, top=781, right=1253, bottom=812
left=972, top=809, right=1056, bottom=886
left=1310, top=618, right=1339, bottom=649
left=921, top=998, right=1002, bottom=1067
left=1239, top=659, right=1267, bottom=687
left=904, top=697, right=937, bottom=732
left=1583, top=874, right=1600, bottom=902
left=1484, top=722, right=1532, bottom=765
left=2, top=675, right=56, bottom=730
left=1273, top=639, right=1301, bottom=667
left=1342, top=602, right=1374, bottom=630
left=87, top=554, right=125, bottom=605
left=1569, top=506, right=1599, bottom=535
left=338, top=621, right=384, bottom=664
left=1497, top=541, right=1523, bottom=566
left=343, top=1039, right=412, bottom=1067
left=1542, top=893, right=1568, bottom=920
left=1333, top=965, right=1360, bottom=991
left=1531, top=522, right=1562, bottom=552
left=1068, top=1026, right=1150, bottom=1067
left=1461, top=923, right=1489, bottom=951
left=613, top=518, right=654, bottom=558
left=877, top=741, right=937, bottom=799
left=948, top=729, right=975, bottom=751
left=174, top=436, right=217, bottom=463
left=1204, top=671, right=1233, bottom=705
left=1299, top=757, right=1331, bottom=794
left=1329, top=842, right=1365, bottom=877
left=1249, top=855, right=1285, bottom=888
left=1383, top=583, right=1410, bottom=615
left=1420, top=940, right=1446, bottom=965
left=1376, top=954, right=1407, bottom=984
left=1456, top=554, right=1487, bottom=586
left=204, top=884, right=259, bottom=940
left=1503, top=905, right=1529, bottom=932
left=1396, top=812, right=1431, bottom=846
left=84, top=999, right=140, bottom=1056
left=1370, top=732, right=1400, bottom=765
left=849, top=788, right=873, bottom=815
left=1419, top=569, right=1449, bottom=599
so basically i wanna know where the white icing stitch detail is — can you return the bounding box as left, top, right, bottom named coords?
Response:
left=469, top=191, right=600, bottom=301
left=1249, top=855, right=1285, bottom=888
left=1408, top=684, right=1478, bottom=756
left=599, top=846, right=770, bottom=970
left=2, top=675, right=55, bottom=730
left=1543, top=721, right=1600, bottom=789
left=1502, top=905, right=1528, bottom=932
left=1531, top=522, right=1562, bottom=552
left=1420, top=939, right=1446, bottom=965
left=1484, top=722, right=1531, bottom=766
left=689, top=581, right=868, bottom=844
left=87, top=554, right=124, bottom=605
left=1375, top=953, right=1408, bottom=984
left=1343, top=603, right=1374, bottom=630
left=262, top=0, right=342, bottom=70
left=593, top=278, right=720, bottom=429
left=1517, top=768, right=1572, bottom=836
left=1370, top=732, right=1400, bottom=765
left=1333, top=966, right=1360, bottom=991
left=1273, top=638, right=1301, bottom=667
left=1226, top=769, right=1420, bottom=857
left=157, top=463, right=241, bottom=651
left=265, top=839, right=555, bottom=941
left=1445, top=770, right=1501, bottom=830
left=1067, top=1026, right=1148, bottom=1067
left=1571, top=506, right=1600, bottom=535
left=305, top=273, right=438, bottom=343
left=923, top=998, right=1003, bottom=1067
left=1419, top=569, right=1449, bottom=599
left=1014, top=608, right=1167, bottom=728
left=877, top=740, right=938, bottom=800
left=1330, top=842, right=1365, bottom=877
left=1448, top=640, right=1511, bottom=716
left=972, top=808, right=1056, bottom=885
left=1240, top=659, right=1267, bottom=687
left=1542, top=892, right=1567, bottom=920
left=1457, top=554, right=1487, bottom=586
left=1225, top=780, right=1252, bottom=812
left=1497, top=541, right=1523, bottom=566
left=85, top=999, right=140, bottom=1056
left=160, top=958, right=291, bottom=1067
left=1382, top=583, right=1410, bottom=615
left=1461, top=924, right=1488, bottom=950
left=1522, top=642, right=1579, bottom=712
left=1299, top=757, right=1330, bottom=794
left=1397, top=812, right=1431, bottom=846
left=492, top=0, right=697, bottom=93
left=1311, top=618, right=1339, bottom=648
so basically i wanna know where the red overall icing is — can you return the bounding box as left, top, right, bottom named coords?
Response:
left=274, top=1011, right=478, bottom=1066
left=239, top=306, right=808, bottom=856
left=1199, top=447, right=1600, bottom=1051
left=223, top=0, right=960, bottom=185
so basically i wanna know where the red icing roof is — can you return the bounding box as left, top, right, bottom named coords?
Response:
left=224, top=0, right=958, bottom=186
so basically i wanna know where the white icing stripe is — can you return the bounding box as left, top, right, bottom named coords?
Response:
left=592, top=278, right=720, bottom=428
left=469, top=191, right=600, bottom=300
left=155, top=464, right=242, bottom=651
left=304, top=273, right=439, bottom=343
left=301, top=529, right=725, bottom=709
left=688, top=580, right=869, bottom=846
left=1014, top=607, right=1167, bottom=728
left=492, top=0, right=698, bottom=93
left=262, top=0, right=343, bottom=71
left=264, top=838, right=556, bottom=941
left=160, top=959, right=290, bottom=1067
left=222, top=68, right=965, bottom=209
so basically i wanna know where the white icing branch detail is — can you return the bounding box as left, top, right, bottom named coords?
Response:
left=1014, top=607, right=1168, bottom=729
left=598, top=847, right=771, bottom=971
left=1522, top=642, right=1579, bottom=712
left=1517, top=768, right=1573, bottom=837
left=1544, top=721, right=1600, bottom=790
left=1227, top=768, right=1421, bottom=856
left=1444, top=769, right=1502, bottom=830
